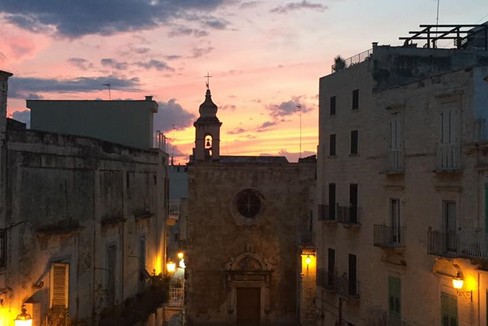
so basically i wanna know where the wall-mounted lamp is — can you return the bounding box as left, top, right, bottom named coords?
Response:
left=452, top=273, right=472, bottom=301
left=166, top=260, right=176, bottom=274
left=14, top=305, right=32, bottom=326
left=305, top=255, right=311, bottom=265
left=177, top=251, right=184, bottom=260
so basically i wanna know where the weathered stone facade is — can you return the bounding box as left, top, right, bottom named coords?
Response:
left=316, top=39, right=488, bottom=325
left=186, top=88, right=316, bottom=325
left=0, top=72, right=168, bottom=325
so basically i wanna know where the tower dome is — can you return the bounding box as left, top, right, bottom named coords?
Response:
left=199, top=89, right=218, bottom=118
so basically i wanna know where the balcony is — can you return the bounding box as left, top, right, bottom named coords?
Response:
left=337, top=274, right=360, bottom=300
left=428, top=229, right=488, bottom=260
left=427, top=229, right=459, bottom=257
left=373, top=225, right=406, bottom=249
left=336, top=205, right=360, bottom=226
left=317, top=269, right=338, bottom=292
left=436, top=144, right=461, bottom=172
left=318, top=204, right=337, bottom=223
left=386, top=150, right=404, bottom=174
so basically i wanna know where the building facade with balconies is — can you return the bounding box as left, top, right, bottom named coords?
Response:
left=316, top=24, right=488, bottom=326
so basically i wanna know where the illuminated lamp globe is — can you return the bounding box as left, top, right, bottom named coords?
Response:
left=15, top=306, right=32, bottom=326
left=452, top=274, right=464, bottom=290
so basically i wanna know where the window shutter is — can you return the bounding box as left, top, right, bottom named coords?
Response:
left=388, top=276, right=401, bottom=316
left=50, top=263, right=69, bottom=308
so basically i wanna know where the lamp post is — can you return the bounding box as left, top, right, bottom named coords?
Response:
left=14, top=305, right=32, bottom=326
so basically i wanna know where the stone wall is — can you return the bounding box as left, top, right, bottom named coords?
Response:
left=186, top=160, right=315, bottom=325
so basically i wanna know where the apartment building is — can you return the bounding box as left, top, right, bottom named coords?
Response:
left=316, top=24, right=488, bottom=326
left=0, top=71, right=169, bottom=325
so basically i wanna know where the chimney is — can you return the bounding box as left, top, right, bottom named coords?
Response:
left=145, top=96, right=153, bottom=101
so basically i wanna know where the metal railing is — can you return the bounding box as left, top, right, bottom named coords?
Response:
left=373, top=225, right=406, bottom=248
left=317, top=269, right=338, bottom=291
left=337, top=274, right=360, bottom=299
left=427, top=230, right=458, bottom=257
left=428, top=229, right=488, bottom=259
left=437, top=144, right=461, bottom=171
left=331, top=48, right=373, bottom=73
left=336, top=205, right=360, bottom=225
left=318, top=204, right=336, bottom=222
left=387, top=150, right=404, bottom=173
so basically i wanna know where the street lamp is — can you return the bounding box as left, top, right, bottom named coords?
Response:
left=452, top=272, right=472, bottom=301
left=14, top=305, right=32, bottom=326
left=166, top=260, right=176, bottom=274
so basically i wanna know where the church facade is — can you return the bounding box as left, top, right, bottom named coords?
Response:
left=185, top=87, right=316, bottom=325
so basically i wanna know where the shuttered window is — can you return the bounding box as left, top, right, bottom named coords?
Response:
left=388, top=117, right=404, bottom=171
left=0, top=229, right=6, bottom=268
left=50, top=263, right=69, bottom=308
left=106, top=245, right=117, bottom=306
left=388, top=276, right=401, bottom=322
left=441, top=292, right=458, bottom=326
left=438, top=102, right=461, bottom=170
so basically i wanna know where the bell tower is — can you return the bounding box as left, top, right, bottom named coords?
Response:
left=193, top=78, right=222, bottom=162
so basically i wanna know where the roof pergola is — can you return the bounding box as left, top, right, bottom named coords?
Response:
left=399, top=24, right=488, bottom=50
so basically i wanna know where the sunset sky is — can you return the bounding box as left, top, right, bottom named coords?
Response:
left=1, top=0, right=488, bottom=163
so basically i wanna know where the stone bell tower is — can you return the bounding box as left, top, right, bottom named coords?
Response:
left=192, top=82, right=222, bottom=162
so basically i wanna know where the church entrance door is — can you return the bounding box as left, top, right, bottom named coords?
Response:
left=236, top=287, right=260, bottom=325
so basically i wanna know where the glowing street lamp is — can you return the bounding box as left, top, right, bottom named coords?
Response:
left=166, top=260, right=176, bottom=274
left=14, top=306, right=32, bottom=326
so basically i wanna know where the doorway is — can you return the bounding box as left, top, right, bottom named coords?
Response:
left=236, top=287, right=261, bottom=325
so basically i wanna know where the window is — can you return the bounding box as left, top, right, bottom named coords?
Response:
left=0, top=229, right=6, bottom=268
left=327, top=248, right=335, bottom=287
left=388, top=116, right=404, bottom=171
left=390, top=199, right=401, bottom=245
left=388, top=277, right=401, bottom=324
left=352, top=89, right=359, bottom=110
left=139, top=237, right=147, bottom=291
left=50, top=263, right=69, bottom=308
left=329, top=134, right=336, bottom=156
left=350, top=130, right=358, bottom=155
left=441, top=292, right=458, bottom=326
left=106, top=245, right=117, bottom=306
left=330, top=96, right=336, bottom=115
left=348, top=254, right=357, bottom=296
left=438, top=102, right=460, bottom=170
left=349, top=184, right=358, bottom=224
left=328, top=183, right=336, bottom=220
left=485, top=183, right=488, bottom=233
left=443, top=201, right=457, bottom=252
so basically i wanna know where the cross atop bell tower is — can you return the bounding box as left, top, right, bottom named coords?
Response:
left=192, top=76, right=222, bottom=162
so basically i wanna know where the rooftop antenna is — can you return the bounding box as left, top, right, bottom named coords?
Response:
left=204, top=73, right=212, bottom=89
left=436, top=0, right=440, bottom=26
left=171, top=124, right=175, bottom=165
left=297, top=104, right=302, bottom=159
left=103, top=83, right=111, bottom=100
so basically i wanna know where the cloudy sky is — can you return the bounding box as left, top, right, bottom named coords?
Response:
left=2, top=0, right=488, bottom=163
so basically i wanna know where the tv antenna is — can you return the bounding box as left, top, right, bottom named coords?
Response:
left=103, top=83, right=111, bottom=100
left=297, top=104, right=302, bottom=159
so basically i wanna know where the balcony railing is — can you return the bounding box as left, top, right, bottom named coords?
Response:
left=337, top=274, right=360, bottom=299
left=336, top=205, right=360, bottom=226
left=331, top=48, right=372, bottom=73
left=427, top=229, right=458, bottom=257
left=386, top=150, right=404, bottom=173
left=373, top=225, right=406, bottom=249
left=428, top=229, right=488, bottom=260
left=318, top=204, right=337, bottom=222
left=317, top=269, right=338, bottom=291
left=437, top=144, right=461, bottom=172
